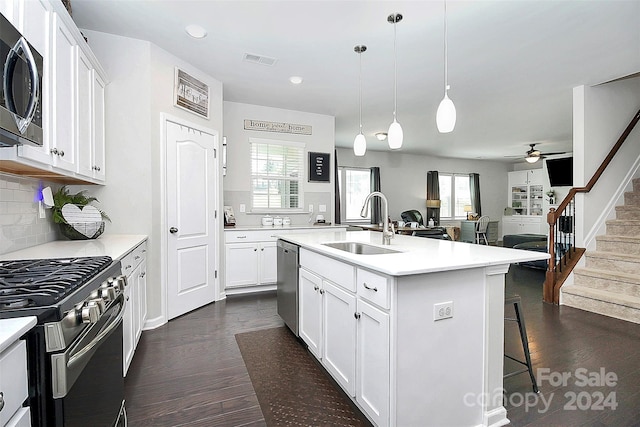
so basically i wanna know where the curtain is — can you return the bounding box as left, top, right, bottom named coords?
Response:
left=469, top=173, right=482, bottom=216
left=334, top=149, right=341, bottom=224
left=370, top=167, right=382, bottom=224
left=426, top=171, right=440, bottom=225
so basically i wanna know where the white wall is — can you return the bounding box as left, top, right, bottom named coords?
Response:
left=223, top=101, right=335, bottom=226
left=337, top=148, right=510, bottom=230
left=72, top=30, right=223, bottom=324
left=573, top=77, right=640, bottom=247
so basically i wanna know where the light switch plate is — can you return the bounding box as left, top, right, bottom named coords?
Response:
left=308, top=204, right=313, bottom=213
left=434, top=301, right=454, bottom=321
left=239, top=204, right=246, bottom=213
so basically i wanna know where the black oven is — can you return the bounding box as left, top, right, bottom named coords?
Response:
left=0, top=256, right=127, bottom=427
left=0, top=12, right=44, bottom=147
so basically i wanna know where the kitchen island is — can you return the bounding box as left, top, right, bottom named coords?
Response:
left=278, top=230, right=548, bottom=427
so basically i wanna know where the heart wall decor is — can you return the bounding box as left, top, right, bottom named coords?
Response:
left=61, top=204, right=103, bottom=237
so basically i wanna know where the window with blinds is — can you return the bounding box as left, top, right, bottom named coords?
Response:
left=250, top=138, right=304, bottom=211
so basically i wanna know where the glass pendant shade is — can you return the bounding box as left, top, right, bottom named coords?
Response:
left=353, top=133, right=367, bottom=156
left=388, top=120, right=403, bottom=149
left=436, top=92, right=456, bottom=133
left=525, top=155, right=540, bottom=163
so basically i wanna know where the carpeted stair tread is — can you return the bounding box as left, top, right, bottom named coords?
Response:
left=606, top=219, right=640, bottom=225
left=563, top=284, right=640, bottom=310
left=596, top=234, right=640, bottom=243
left=586, top=250, right=640, bottom=262
left=573, top=267, right=640, bottom=285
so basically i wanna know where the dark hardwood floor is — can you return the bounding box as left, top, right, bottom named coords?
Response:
left=125, top=265, right=640, bottom=426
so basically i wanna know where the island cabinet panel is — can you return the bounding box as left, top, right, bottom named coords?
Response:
left=357, top=268, right=390, bottom=310
left=356, top=299, right=390, bottom=426
left=299, top=267, right=323, bottom=359
left=323, top=280, right=357, bottom=396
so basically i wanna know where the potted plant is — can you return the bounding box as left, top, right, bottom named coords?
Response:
left=52, top=186, right=110, bottom=239
left=546, top=189, right=556, bottom=205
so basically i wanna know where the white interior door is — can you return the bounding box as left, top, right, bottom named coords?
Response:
left=166, top=120, right=218, bottom=320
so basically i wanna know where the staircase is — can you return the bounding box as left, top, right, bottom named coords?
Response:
left=562, top=178, right=640, bottom=324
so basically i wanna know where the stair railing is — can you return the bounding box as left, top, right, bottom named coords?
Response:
left=544, top=108, right=640, bottom=304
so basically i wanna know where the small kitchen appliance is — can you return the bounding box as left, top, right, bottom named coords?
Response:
left=0, top=256, right=127, bottom=426
left=0, top=13, right=44, bottom=147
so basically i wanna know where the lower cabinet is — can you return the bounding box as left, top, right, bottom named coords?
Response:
left=0, top=341, right=30, bottom=427
left=299, top=249, right=390, bottom=425
left=122, top=240, right=148, bottom=375
left=501, top=216, right=545, bottom=238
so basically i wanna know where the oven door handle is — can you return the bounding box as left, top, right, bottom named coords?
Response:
left=67, top=301, right=125, bottom=369
left=52, top=297, right=125, bottom=399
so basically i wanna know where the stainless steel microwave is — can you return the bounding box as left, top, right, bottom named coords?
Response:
left=0, top=13, right=43, bottom=147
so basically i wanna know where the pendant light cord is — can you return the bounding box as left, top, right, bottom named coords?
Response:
left=358, top=49, right=363, bottom=133
left=393, top=16, right=398, bottom=120
left=444, top=1, right=449, bottom=93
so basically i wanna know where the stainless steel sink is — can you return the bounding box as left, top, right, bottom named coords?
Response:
left=322, top=242, right=400, bottom=255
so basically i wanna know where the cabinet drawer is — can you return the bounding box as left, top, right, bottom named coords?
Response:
left=300, top=249, right=355, bottom=292
left=225, top=229, right=285, bottom=243
left=121, top=241, right=146, bottom=277
left=357, top=268, right=390, bottom=309
left=0, top=340, right=28, bottom=427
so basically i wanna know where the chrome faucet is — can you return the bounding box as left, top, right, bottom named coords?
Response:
left=360, top=191, right=394, bottom=245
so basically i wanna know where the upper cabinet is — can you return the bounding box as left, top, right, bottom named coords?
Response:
left=0, top=0, right=108, bottom=184
left=508, top=169, right=544, bottom=216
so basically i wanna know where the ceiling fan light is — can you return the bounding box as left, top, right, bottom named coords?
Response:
left=436, top=93, right=456, bottom=133
left=354, top=133, right=367, bottom=156
left=525, top=155, right=540, bottom=163
left=388, top=120, right=403, bottom=149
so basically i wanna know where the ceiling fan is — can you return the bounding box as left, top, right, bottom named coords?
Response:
left=508, top=143, right=566, bottom=163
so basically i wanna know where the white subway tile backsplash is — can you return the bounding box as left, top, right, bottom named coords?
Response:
left=0, top=173, right=59, bottom=255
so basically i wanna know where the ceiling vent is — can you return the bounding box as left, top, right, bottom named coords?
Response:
left=243, top=53, right=277, bottom=66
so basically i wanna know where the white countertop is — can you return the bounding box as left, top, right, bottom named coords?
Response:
left=0, top=317, right=37, bottom=353
left=280, top=231, right=550, bottom=276
left=0, top=234, right=148, bottom=261
left=225, top=224, right=346, bottom=232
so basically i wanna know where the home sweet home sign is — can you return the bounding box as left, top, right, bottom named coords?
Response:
left=244, top=119, right=312, bottom=135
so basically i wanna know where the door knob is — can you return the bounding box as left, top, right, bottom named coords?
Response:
left=169, top=227, right=178, bottom=234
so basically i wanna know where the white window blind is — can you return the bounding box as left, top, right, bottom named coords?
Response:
left=250, top=139, right=304, bottom=211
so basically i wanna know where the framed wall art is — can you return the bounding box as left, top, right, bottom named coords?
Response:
left=174, top=67, right=209, bottom=118
left=308, top=152, right=330, bottom=182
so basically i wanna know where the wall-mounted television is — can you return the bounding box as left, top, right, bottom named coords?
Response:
left=546, top=157, right=573, bottom=187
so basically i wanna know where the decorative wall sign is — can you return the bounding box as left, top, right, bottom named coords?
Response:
left=174, top=68, right=209, bottom=118
left=244, top=119, right=312, bottom=135
left=308, top=152, right=330, bottom=182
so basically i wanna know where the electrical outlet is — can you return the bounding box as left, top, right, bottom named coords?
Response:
left=434, top=301, right=454, bottom=321
left=38, top=202, right=46, bottom=219
left=319, top=204, right=327, bottom=212
left=239, top=204, right=246, bottom=213
left=308, top=204, right=313, bottom=213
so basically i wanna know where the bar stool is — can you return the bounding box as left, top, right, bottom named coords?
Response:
left=504, top=295, right=539, bottom=393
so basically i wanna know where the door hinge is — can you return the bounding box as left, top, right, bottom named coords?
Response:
left=214, top=148, right=217, bottom=158
left=215, top=210, right=217, bottom=219
left=215, top=270, right=218, bottom=279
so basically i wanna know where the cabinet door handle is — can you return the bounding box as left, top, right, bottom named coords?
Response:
left=354, top=312, right=361, bottom=320
left=169, top=227, right=178, bottom=234
left=363, top=282, right=378, bottom=292
left=0, top=391, right=4, bottom=411
left=134, top=256, right=140, bottom=260
left=261, top=248, right=264, bottom=251
left=237, top=235, right=247, bottom=239
left=50, top=148, right=58, bottom=155
left=313, top=285, right=319, bottom=291
left=319, top=289, right=325, bottom=295
left=58, top=150, right=65, bottom=157
left=140, top=272, right=146, bottom=278
left=254, top=248, right=257, bottom=251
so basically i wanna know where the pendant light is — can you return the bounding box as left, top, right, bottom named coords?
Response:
left=353, top=45, right=367, bottom=156
left=436, top=1, right=456, bottom=133
left=387, top=13, right=403, bottom=149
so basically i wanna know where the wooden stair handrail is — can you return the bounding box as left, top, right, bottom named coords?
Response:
left=545, top=107, right=640, bottom=304
left=550, top=108, right=640, bottom=222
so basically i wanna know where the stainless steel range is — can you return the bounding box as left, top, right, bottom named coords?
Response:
left=0, top=256, right=127, bottom=427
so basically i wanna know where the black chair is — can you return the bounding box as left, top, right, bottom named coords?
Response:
left=504, top=295, right=539, bottom=393
left=412, top=227, right=451, bottom=240
left=401, top=210, right=424, bottom=226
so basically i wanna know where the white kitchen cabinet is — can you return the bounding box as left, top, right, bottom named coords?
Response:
left=122, top=240, right=147, bottom=375
left=502, top=215, right=546, bottom=237
left=299, top=268, right=323, bottom=359
left=356, top=299, right=390, bottom=427
left=0, top=0, right=107, bottom=185
left=224, top=227, right=346, bottom=295
left=50, top=11, right=77, bottom=173
left=0, top=341, right=29, bottom=427
left=323, top=280, right=357, bottom=396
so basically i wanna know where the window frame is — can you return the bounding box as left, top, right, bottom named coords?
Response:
left=338, top=166, right=372, bottom=223
left=249, top=137, right=305, bottom=213
left=438, top=173, right=471, bottom=220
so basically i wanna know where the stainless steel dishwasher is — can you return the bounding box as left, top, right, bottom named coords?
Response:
left=277, top=239, right=299, bottom=336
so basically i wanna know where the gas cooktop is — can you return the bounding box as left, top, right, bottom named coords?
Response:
left=0, top=256, right=114, bottom=318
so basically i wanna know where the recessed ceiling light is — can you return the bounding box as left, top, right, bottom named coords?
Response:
left=289, top=76, right=303, bottom=85
left=185, top=24, right=207, bottom=39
